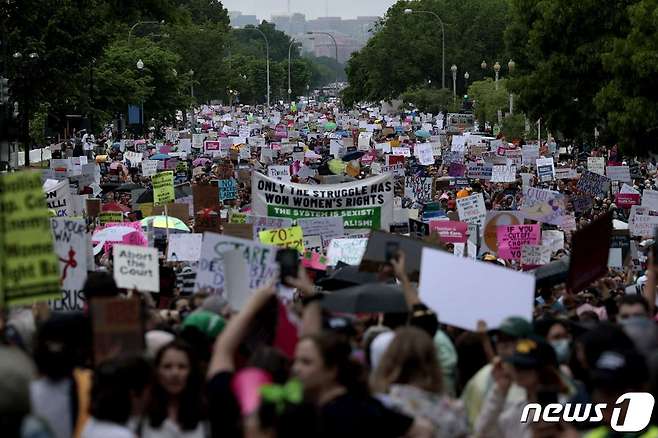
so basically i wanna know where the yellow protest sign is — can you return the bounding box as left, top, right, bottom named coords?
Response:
left=229, top=211, right=247, bottom=224
left=0, top=171, right=61, bottom=306
left=99, top=211, right=124, bottom=225
left=258, top=225, right=304, bottom=252
left=152, top=171, right=175, bottom=205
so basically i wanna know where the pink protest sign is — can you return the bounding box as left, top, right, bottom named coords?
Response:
left=429, top=220, right=468, bottom=243
left=496, top=224, right=541, bottom=260
left=615, top=193, right=640, bottom=209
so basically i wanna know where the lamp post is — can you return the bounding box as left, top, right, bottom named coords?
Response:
left=494, top=61, right=501, bottom=90
left=507, top=59, right=515, bottom=115
left=307, top=31, right=338, bottom=97
left=464, top=71, right=470, bottom=89
left=404, top=8, right=445, bottom=89
left=243, top=27, right=270, bottom=108
left=136, top=59, right=144, bottom=136
left=129, top=20, right=165, bottom=44
left=288, top=39, right=302, bottom=103
left=450, top=64, right=457, bottom=103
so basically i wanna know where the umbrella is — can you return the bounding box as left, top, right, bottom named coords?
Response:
left=321, top=283, right=408, bottom=314
left=115, top=182, right=142, bottom=192
left=92, top=225, right=139, bottom=243
left=328, top=159, right=347, bottom=175
left=414, top=129, right=431, bottom=138
left=111, top=142, right=121, bottom=149
left=342, top=151, right=364, bottom=162
left=193, top=158, right=211, bottom=167
left=532, top=256, right=570, bottom=289
left=324, top=121, right=337, bottom=131
left=151, top=153, right=171, bottom=161
left=140, top=215, right=190, bottom=232
left=317, top=264, right=377, bottom=291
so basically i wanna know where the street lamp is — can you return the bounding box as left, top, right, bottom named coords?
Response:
left=404, top=8, right=446, bottom=89
left=494, top=61, right=501, bottom=90
left=507, top=59, right=515, bottom=115
left=288, top=39, right=302, bottom=103
left=189, top=69, right=194, bottom=99
left=243, top=27, right=270, bottom=108
left=136, top=59, right=144, bottom=136
left=464, top=71, right=470, bottom=89
left=307, top=31, right=338, bottom=97
left=481, top=60, right=487, bottom=70
left=129, top=20, right=165, bottom=44
left=451, top=64, right=457, bottom=102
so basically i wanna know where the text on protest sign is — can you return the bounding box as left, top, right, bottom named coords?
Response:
left=141, top=160, right=158, bottom=177
left=536, top=157, right=555, bottom=182
left=44, top=179, right=73, bottom=217
left=521, top=187, right=565, bottom=226
left=429, top=220, right=468, bottom=243
left=521, top=245, right=552, bottom=268
left=258, top=225, right=305, bottom=252
left=326, top=238, right=369, bottom=266
left=151, top=171, right=175, bottom=205
left=297, top=216, right=345, bottom=246
left=496, top=224, right=541, bottom=260
left=491, top=164, right=517, bottom=183
left=218, top=179, right=237, bottom=201
left=606, top=166, right=632, bottom=183
left=113, top=244, right=159, bottom=292
left=456, top=193, right=487, bottom=228
left=404, top=176, right=433, bottom=203
left=49, top=218, right=88, bottom=311
left=167, top=233, right=203, bottom=262
left=587, top=157, right=606, bottom=175
left=577, top=170, right=611, bottom=198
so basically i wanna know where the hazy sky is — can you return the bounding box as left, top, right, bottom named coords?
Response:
left=220, top=0, right=399, bottom=20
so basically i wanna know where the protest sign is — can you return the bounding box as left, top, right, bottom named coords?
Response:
left=99, top=211, right=123, bottom=225
left=151, top=203, right=190, bottom=223
left=303, top=235, right=323, bottom=254
left=246, top=215, right=294, bottom=236
left=642, top=189, right=658, bottom=211
left=252, top=173, right=393, bottom=230
left=521, top=245, right=552, bottom=269
left=536, top=157, right=555, bottom=182
left=555, top=167, right=578, bottom=180
left=419, top=247, right=535, bottom=331
left=49, top=218, right=88, bottom=311
left=297, top=216, right=344, bottom=245
left=567, top=212, right=612, bottom=293
left=542, top=230, right=565, bottom=253
left=113, top=244, right=159, bottom=292
left=223, top=223, right=254, bottom=240
left=195, top=233, right=277, bottom=294
left=219, top=179, right=237, bottom=201
left=326, top=238, right=368, bottom=266
left=615, top=193, right=640, bottom=209
left=268, top=165, right=292, bottom=182
left=587, top=157, right=605, bottom=175
left=258, top=225, right=304, bottom=252
left=90, top=297, right=143, bottom=366
left=456, top=193, right=487, bottom=228
left=44, top=179, right=73, bottom=217
left=522, top=144, right=539, bottom=165
left=606, top=166, right=631, bottom=183
left=429, top=220, right=468, bottom=243
left=416, top=143, right=434, bottom=165
left=491, top=164, right=517, bottom=183
left=521, top=187, right=565, bottom=225
left=0, top=172, right=60, bottom=306
left=570, top=194, right=593, bottom=213
left=142, top=160, right=158, bottom=177
left=409, top=218, right=430, bottom=239
left=167, top=233, right=203, bottom=262
left=467, top=163, right=493, bottom=180
left=204, top=140, right=220, bottom=152
left=152, top=171, right=174, bottom=205
left=629, top=206, right=658, bottom=237
left=448, top=163, right=467, bottom=177
left=496, top=224, right=541, bottom=259
left=611, top=230, right=631, bottom=262
left=577, top=170, right=610, bottom=198
left=404, top=176, right=433, bottom=203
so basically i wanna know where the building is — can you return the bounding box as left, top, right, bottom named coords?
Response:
left=229, top=11, right=258, bottom=28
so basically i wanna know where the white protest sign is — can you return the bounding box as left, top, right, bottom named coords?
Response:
left=451, top=136, right=466, bottom=152
left=456, top=193, right=487, bottom=228
left=124, top=151, right=143, bottom=166
left=419, top=247, right=535, bottom=331
left=375, top=142, right=391, bottom=153
left=521, top=245, right=552, bottom=267
left=541, top=230, right=564, bottom=252
left=223, top=249, right=252, bottom=311
left=358, top=132, right=372, bottom=151
left=522, top=144, right=539, bottom=165
left=49, top=218, right=89, bottom=311
left=195, top=233, right=277, bottom=294
left=297, top=216, right=345, bottom=246
left=404, top=176, right=433, bottom=203
left=555, top=167, right=578, bottom=180
left=642, top=189, right=658, bottom=210
left=608, top=248, right=623, bottom=269
left=416, top=143, right=435, bottom=165
left=491, top=164, right=517, bottom=183
left=246, top=215, right=294, bottom=236
left=536, top=157, right=555, bottom=182
left=606, top=166, right=632, bottom=183
left=303, top=235, right=323, bottom=254
left=142, top=160, right=158, bottom=177
left=268, top=165, right=292, bottom=182
left=587, top=157, right=605, bottom=175
left=167, top=233, right=203, bottom=262
left=391, top=146, right=411, bottom=157
left=113, top=244, right=159, bottom=292
left=326, top=238, right=368, bottom=266
left=44, top=179, right=73, bottom=217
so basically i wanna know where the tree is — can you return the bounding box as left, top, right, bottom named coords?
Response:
left=400, top=88, right=455, bottom=114
left=467, top=78, right=510, bottom=127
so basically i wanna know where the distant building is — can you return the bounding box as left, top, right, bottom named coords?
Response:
left=229, top=11, right=258, bottom=28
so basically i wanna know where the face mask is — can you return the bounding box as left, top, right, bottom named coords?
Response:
left=550, top=339, right=571, bottom=363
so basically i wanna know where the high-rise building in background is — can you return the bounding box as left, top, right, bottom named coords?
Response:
left=228, top=11, right=378, bottom=63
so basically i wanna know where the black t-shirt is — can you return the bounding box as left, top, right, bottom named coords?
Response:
left=207, top=371, right=242, bottom=438
left=320, top=393, right=414, bottom=438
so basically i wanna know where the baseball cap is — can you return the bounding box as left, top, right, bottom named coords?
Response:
left=505, top=337, right=557, bottom=369
left=182, top=310, right=226, bottom=340
left=494, top=316, right=534, bottom=338
left=591, top=350, right=648, bottom=390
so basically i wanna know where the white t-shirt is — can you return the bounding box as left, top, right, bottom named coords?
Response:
left=30, top=378, right=72, bottom=438
left=82, top=418, right=135, bottom=438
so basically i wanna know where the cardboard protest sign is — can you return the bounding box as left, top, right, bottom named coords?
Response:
left=90, top=297, right=143, bottom=366
left=482, top=211, right=525, bottom=253
left=536, top=157, right=555, bottom=182
left=113, top=244, right=159, bottom=292
left=521, top=187, right=565, bottom=226
left=151, top=203, right=190, bottom=223
left=219, top=179, right=237, bottom=201
left=167, top=233, right=203, bottom=262
left=419, top=247, right=535, bottom=331
left=195, top=211, right=222, bottom=234
left=326, top=238, right=368, bottom=266
left=86, top=198, right=101, bottom=218
left=587, top=157, right=605, bottom=175
left=429, top=220, right=468, bottom=243
left=193, top=183, right=220, bottom=213
left=456, top=193, right=487, bottom=228
left=258, top=225, right=304, bottom=252
left=567, top=212, right=612, bottom=293
left=0, top=172, right=61, bottom=306
left=606, top=166, right=631, bottom=183
left=252, top=173, right=393, bottom=231
left=49, top=218, right=88, bottom=311
left=223, top=223, right=254, bottom=240
left=404, top=176, right=433, bottom=203
left=496, top=224, right=541, bottom=259
left=152, top=171, right=175, bottom=205
left=491, top=164, right=517, bottom=183
left=577, top=170, right=610, bottom=198
left=195, top=233, right=277, bottom=294
left=297, top=216, right=344, bottom=246
left=44, top=179, right=73, bottom=217
left=268, top=165, right=292, bottom=182
left=521, top=245, right=552, bottom=269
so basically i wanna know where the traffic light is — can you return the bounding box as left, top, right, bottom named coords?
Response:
left=0, top=77, right=9, bottom=104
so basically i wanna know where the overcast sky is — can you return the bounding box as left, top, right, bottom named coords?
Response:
left=220, top=0, right=399, bottom=20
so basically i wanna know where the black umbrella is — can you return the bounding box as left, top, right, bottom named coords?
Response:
left=317, top=263, right=378, bottom=291
left=115, top=182, right=142, bottom=192
left=321, top=283, right=407, bottom=314
left=342, top=150, right=365, bottom=162
left=532, top=256, right=570, bottom=289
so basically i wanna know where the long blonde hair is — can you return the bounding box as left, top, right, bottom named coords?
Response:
left=370, top=326, right=443, bottom=394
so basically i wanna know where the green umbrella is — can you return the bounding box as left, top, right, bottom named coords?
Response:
left=140, top=215, right=190, bottom=232
left=324, top=121, right=337, bottom=131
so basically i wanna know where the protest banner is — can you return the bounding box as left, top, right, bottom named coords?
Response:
left=268, top=165, right=292, bottom=182
left=141, top=160, right=158, bottom=177
left=113, top=244, right=159, bottom=292
left=0, top=172, right=60, bottom=306
left=491, top=164, right=517, bottom=183
left=567, top=212, right=612, bottom=293
left=521, top=187, right=565, bottom=226
left=44, top=179, right=73, bottom=217
left=642, top=189, right=658, bottom=211
left=48, top=218, right=88, bottom=311
left=606, top=165, right=631, bottom=183
left=90, top=297, right=143, bottom=366
left=195, top=233, right=277, bottom=294
left=578, top=170, right=611, bottom=198
left=496, top=224, right=541, bottom=259
left=456, top=193, right=487, bottom=229
left=219, top=178, right=237, bottom=201
left=252, top=173, right=393, bottom=230
left=297, top=216, right=344, bottom=246
left=466, top=163, right=493, bottom=180
left=258, top=225, right=304, bottom=252
left=429, top=220, right=468, bottom=243
left=326, top=238, right=368, bottom=266
left=152, top=171, right=175, bottom=205
left=419, top=247, right=535, bottom=331
left=166, top=233, right=203, bottom=262
left=536, top=157, right=555, bottom=182
left=404, top=176, right=433, bottom=203
left=521, top=245, right=552, bottom=269
left=587, top=157, right=605, bottom=175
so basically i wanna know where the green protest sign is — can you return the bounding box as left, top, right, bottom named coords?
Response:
left=152, top=171, right=175, bottom=205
